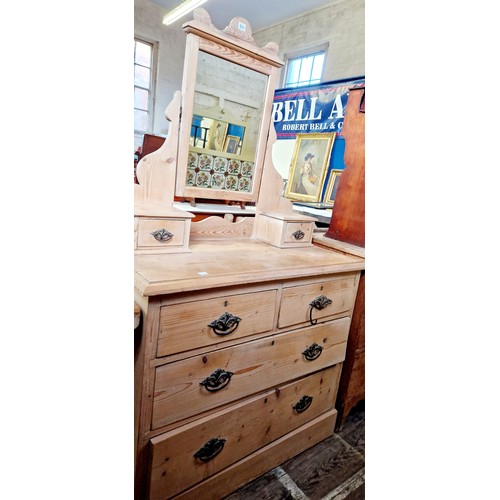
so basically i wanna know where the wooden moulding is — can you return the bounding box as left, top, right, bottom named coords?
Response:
left=190, top=214, right=254, bottom=241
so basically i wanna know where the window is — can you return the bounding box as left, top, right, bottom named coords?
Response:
left=283, top=50, right=325, bottom=88
left=134, top=38, right=157, bottom=133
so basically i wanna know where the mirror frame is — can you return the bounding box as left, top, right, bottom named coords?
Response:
left=175, top=10, right=283, bottom=203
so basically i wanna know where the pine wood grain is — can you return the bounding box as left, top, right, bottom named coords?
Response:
left=152, top=318, right=349, bottom=429
left=171, top=410, right=337, bottom=500
left=135, top=240, right=364, bottom=297
left=149, top=367, right=340, bottom=499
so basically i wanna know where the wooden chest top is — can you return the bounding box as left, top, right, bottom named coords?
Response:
left=134, top=240, right=365, bottom=296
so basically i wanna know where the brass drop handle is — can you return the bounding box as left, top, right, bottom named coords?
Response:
left=292, top=229, right=305, bottom=240
left=150, top=228, right=173, bottom=242
left=308, top=294, right=332, bottom=325
left=293, top=395, right=313, bottom=413
left=194, top=438, right=226, bottom=462
left=302, top=342, right=323, bottom=361
left=208, top=312, right=241, bottom=336
left=200, top=368, right=233, bottom=392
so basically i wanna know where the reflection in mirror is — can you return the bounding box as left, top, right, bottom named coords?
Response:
left=191, top=116, right=245, bottom=155
left=186, top=51, right=268, bottom=194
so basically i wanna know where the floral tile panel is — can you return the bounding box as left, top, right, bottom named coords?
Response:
left=187, top=150, right=254, bottom=192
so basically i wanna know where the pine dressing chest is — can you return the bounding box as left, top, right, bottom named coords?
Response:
left=134, top=9, right=365, bottom=499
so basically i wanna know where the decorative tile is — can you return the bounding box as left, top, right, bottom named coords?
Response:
left=186, top=169, right=195, bottom=186
left=198, top=154, right=213, bottom=171
left=188, top=151, right=198, bottom=169
left=211, top=172, right=225, bottom=189
left=195, top=170, right=211, bottom=187
left=225, top=175, right=238, bottom=190
left=228, top=159, right=241, bottom=175
left=241, top=161, right=254, bottom=177
left=213, top=156, right=228, bottom=173
left=238, top=176, right=252, bottom=192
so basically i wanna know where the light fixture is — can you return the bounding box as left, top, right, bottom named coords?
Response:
left=162, top=0, right=208, bottom=26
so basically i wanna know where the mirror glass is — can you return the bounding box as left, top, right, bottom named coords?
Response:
left=186, top=51, right=268, bottom=194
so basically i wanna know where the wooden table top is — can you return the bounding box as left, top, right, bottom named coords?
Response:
left=135, top=240, right=365, bottom=296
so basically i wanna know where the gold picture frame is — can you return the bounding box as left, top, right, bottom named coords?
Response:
left=207, top=120, right=228, bottom=152
left=324, top=169, right=342, bottom=205
left=224, top=135, right=240, bottom=154
left=285, top=132, right=336, bottom=202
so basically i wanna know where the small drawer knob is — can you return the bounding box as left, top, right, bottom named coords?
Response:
left=292, top=229, right=305, bottom=240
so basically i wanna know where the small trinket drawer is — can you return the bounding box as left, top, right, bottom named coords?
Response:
left=134, top=216, right=191, bottom=253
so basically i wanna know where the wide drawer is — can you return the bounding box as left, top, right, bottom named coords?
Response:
left=149, top=366, right=340, bottom=499
left=152, top=317, right=350, bottom=429
left=172, top=409, right=337, bottom=500
left=157, top=289, right=277, bottom=357
left=278, top=275, right=358, bottom=329
left=136, top=218, right=187, bottom=248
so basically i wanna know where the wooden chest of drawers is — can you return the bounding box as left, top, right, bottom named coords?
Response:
left=134, top=240, right=364, bottom=499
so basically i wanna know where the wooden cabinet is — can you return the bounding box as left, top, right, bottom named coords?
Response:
left=134, top=241, right=364, bottom=499
left=316, top=85, right=365, bottom=430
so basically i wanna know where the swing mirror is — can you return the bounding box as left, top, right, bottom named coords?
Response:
left=175, top=13, right=281, bottom=203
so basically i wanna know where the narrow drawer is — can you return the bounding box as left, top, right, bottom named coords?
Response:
left=157, top=289, right=277, bottom=357
left=136, top=218, right=187, bottom=248
left=283, top=221, right=314, bottom=244
left=278, top=275, right=358, bottom=329
left=152, top=317, right=350, bottom=429
left=149, top=366, right=340, bottom=499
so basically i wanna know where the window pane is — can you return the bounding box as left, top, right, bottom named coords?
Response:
left=135, top=41, right=151, bottom=67
left=311, top=54, right=324, bottom=81
left=135, top=109, right=149, bottom=131
left=298, top=56, right=313, bottom=84
left=285, top=58, right=300, bottom=86
left=134, top=87, right=149, bottom=111
left=135, top=65, right=150, bottom=89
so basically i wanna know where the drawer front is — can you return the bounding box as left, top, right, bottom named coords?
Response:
left=157, top=289, right=277, bottom=357
left=152, top=317, right=350, bottom=429
left=171, top=410, right=337, bottom=500
left=278, top=275, right=357, bottom=329
left=137, top=218, right=186, bottom=248
left=283, top=222, right=313, bottom=244
left=149, top=366, right=340, bottom=499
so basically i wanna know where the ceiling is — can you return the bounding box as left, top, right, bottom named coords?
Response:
left=149, top=0, right=335, bottom=31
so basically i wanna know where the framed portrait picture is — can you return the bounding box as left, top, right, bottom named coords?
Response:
left=284, top=132, right=336, bottom=203
left=324, top=169, right=342, bottom=205
left=224, top=135, right=240, bottom=154
left=207, top=120, right=228, bottom=152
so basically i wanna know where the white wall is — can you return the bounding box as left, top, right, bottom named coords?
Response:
left=252, top=0, right=365, bottom=86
